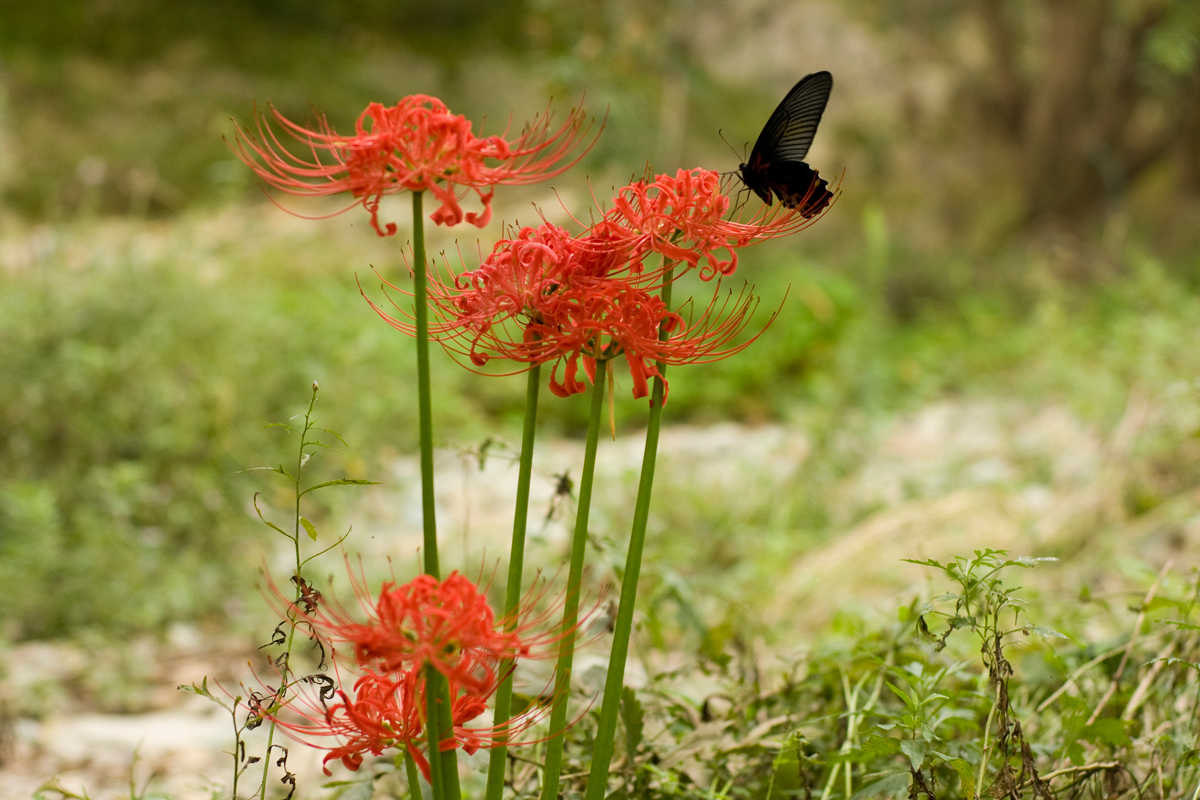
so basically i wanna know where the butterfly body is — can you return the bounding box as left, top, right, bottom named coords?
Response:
left=738, top=71, right=833, bottom=218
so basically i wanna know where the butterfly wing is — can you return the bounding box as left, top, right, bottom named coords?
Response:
left=751, top=71, right=833, bottom=165
left=740, top=71, right=834, bottom=209
left=765, top=161, right=833, bottom=218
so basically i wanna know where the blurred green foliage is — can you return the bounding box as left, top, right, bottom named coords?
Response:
left=3, top=207, right=1198, bottom=639
left=0, top=221, right=472, bottom=638
left=2, top=0, right=1200, bottom=642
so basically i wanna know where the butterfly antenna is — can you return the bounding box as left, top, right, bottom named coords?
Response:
left=717, top=129, right=746, bottom=162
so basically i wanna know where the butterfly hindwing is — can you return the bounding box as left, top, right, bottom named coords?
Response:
left=765, top=161, right=832, bottom=217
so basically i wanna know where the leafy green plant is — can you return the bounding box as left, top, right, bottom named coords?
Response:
left=527, top=552, right=1200, bottom=800
left=904, top=550, right=1064, bottom=800
left=182, top=384, right=376, bottom=800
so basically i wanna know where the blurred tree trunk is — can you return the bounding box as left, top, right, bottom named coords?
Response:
left=1018, top=0, right=1109, bottom=224
left=974, top=0, right=1200, bottom=229
left=1178, top=67, right=1200, bottom=188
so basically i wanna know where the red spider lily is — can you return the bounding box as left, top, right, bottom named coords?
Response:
left=540, top=277, right=777, bottom=401
left=285, top=567, right=571, bottom=696
left=230, top=94, right=599, bottom=236
left=367, top=221, right=771, bottom=401
left=365, top=223, right=636, bottom=359
left=539, top=278, right=682, bottom=399
left=365, top=223, right=668, bottom=392
left=266, top=666, right=553, bottom=781
left=592, top=167, right=831, bottom=280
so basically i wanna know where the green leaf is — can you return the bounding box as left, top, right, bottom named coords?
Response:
left=915, top=693, right=948, bottom=710
left=1010, top=556, right=1057, bottom=567
left=946, top=757, right=976, bottom=800
left=314, top=426, right=351, bottom=449
left=1083, top=718, right=1132, bottom=748
left=299, top=478, right=381, bottom=497
left=1158, top=656, right=1200, bottom=673
left=769, top=732, right=806, bottom=798
left=900, top=739, right=927, bottom=771
left=1143, top=596, right=1185, bottom=614
left=947, top=615, right=975, bottom=631
left=301, top=517, right=318, bottom=541
left=886, top=682, right=915, bottom=710
left=178, top=677, right=212, bottom=698
left=1165, top=620, right=1200, bottom=632
left=252, top=494, right=292, bottom=539
left=861, top=734, right=901, bottom=756
left=850, top=771, right=910, bottom=800
left=621, top=686, right=645, bottom=760
left=233, top=465, right=285, bottom=475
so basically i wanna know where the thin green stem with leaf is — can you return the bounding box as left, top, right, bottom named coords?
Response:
left=251, top=384, right=371, bottom=800
left=184, top=384, right=374, bottom=799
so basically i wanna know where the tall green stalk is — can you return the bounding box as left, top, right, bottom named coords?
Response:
left=485, top=364, right=543, bottom=800
left=403, top=751, right=423, bottom=800
left=412, top=190, right=439, bottom=581
left=584, top=267, right=674, bottom=800
left=540, top=361, right=609, bottom=800
left=410, top=190, right=460, bottom=800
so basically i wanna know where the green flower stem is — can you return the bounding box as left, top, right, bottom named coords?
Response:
left=403, top=750, right=423, bottom=800
left=584, top=268, right=674, bottom=800
left=540, top=361, right=609, bottom=800
left=411, top=190, right=440, bottom=580
left=424, top=664, right=447, bottom=800
left=485, top=364, right=543, bottom=800
left=411, top=191, right=459, bottom=800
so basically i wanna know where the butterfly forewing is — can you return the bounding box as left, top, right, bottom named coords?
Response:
left=753, top=71, right=832, bottom=163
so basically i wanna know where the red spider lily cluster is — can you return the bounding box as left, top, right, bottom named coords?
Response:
left=224, top=88, right=836, bottom=799
left=259, top=570, right=567, bottom=780
left=230, top=95, right=598, bottom=236
left=367, top=168, right=817, bottom=399
left=600, top=167, right=821, bottom=280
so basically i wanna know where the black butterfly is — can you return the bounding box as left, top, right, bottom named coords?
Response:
left=738, top=71, right=834, bottom=218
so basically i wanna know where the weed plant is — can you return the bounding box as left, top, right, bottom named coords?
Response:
left=533, top=552, right=1200, bottom=800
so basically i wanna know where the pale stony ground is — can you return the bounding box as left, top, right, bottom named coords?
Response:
left=4, top=390, right=1198, bottom=799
